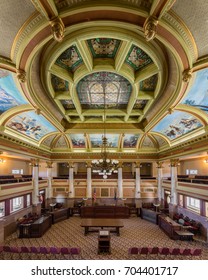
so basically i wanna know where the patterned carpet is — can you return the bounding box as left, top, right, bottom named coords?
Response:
left=1, top=216, right=208, bottom=260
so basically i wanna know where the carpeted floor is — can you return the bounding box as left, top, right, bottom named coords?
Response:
left=2, top=216, right=208, bottom=260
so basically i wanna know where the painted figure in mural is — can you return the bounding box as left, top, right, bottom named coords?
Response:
left=0, top=86, right=20, bottom=114
left=179, top=118, right=198, bottom=129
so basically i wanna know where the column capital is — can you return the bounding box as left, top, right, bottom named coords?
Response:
left=156, top=161, right=164, bottom=168
left=170, top=158, right=179, bottom=167
left=134, top=161, right=141, bottom=168
left=118, top=161, right=123, bottom=168
left=46, top=161, right=53, bottom=168
left=68, top=161, right=74, bottom=168
left=30, top=158, right=39, bottom=167
left=86, top=161, right=92, bottom=168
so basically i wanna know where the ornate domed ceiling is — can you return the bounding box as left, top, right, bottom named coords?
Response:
left=0, top=0, right=208, bottom=162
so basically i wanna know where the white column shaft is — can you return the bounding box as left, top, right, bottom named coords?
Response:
left=171, top=166, right=178, bottom=205
left=87, top=167, right=92, bottom=198
left=118, top=167, right=123, bottom=198
left=135, top=167, right=141, bottom=198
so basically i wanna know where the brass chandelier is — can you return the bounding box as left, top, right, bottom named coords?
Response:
left=91, top=75, right=119, bottom=179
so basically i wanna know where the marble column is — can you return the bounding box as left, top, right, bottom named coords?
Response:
left=86, top=162, right=92, bottom=199
left=118, top=162, right=123, bottom=199
left=135, top=162, right=141, bottom=199
left=156, top=161, right=163, bottom=202
left=31, top=158, right=40, bottom=205
left=68, top=162, right=74, bottom=198
left=170, top=159, right=179, bottom=205
left=46, top=161, right=53, bottom=199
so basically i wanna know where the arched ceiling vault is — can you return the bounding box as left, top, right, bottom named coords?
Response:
left=0, top=0, right=208, bottom=162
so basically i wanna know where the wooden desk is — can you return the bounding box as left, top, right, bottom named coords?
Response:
left=158, top=215, right=181, bottom=240
left=80, top=206, right=130, bottom=218
left=140, top=208, right=161, bottom=224
left=49, top=208, right=69, bottom=224
left=18, top=216, right=52, bottom=238
left=81, top=218, right=124, bottom=236
left=175, top=230, right=194, bottom=241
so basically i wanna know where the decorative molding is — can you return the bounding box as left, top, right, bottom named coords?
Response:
left=16, top=69, right=26, bottom=83
left=162, top=11, right=198, bottom=61
left=49, top=17, right=65, bottom=42
left=11, top=13, right=45, bottom=61
left=182, top=68, right=193, bottom=83
left=143, top=16, right=158, bottom=41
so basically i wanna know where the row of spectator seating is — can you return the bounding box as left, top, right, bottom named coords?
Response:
left=173, top=213, right=201, bottom=234
left=0, top=175, right=43, bottom=185
left=0, top=245, right=81, bottom=260
left=128, top=247, right=202, bottom=259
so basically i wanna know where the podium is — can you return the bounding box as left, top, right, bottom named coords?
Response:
left=98, top=230, right=111, bottom=254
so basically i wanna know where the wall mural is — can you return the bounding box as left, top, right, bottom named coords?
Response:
left=152, top=111, right=203, bottom=140
left=51, top=74, right=69, bottom=92
left=87, top=38, right=121, bottom=58
left=140, top=74, right=158, bottom=91
left=142, top=136, right=154, bottom=147
left=68, top=134, right=86, bottom=148
left=55, top=136, right=68, bottom=148
left=181, top=68, right=208, bottom=113
left=0, top=69, right=28, bottom=115
left=133, top=100, right=148, bottom=110
left=125, top=44, right=152, bottom=71
left=55, top=45, right=83, bottom=72
left=90, top=134, right=119, bottom=148
left=123, top=134, right=140, bottom=148
left=42, top=134, right=56, bottom=147
left=6, top=111, right=57, bottom=140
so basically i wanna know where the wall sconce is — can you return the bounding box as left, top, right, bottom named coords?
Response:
left=204, top=159, right=208, bottom=163
left=0, top=158, right=6, bottom=163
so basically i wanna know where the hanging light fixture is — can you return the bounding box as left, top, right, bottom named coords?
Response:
left=91, top=74, right=119, bottom=179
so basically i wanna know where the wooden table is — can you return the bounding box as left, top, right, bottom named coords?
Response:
left=80, top=218, right=124, bottom=236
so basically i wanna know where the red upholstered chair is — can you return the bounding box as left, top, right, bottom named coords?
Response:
left=149, top=247, right=159, bottom=258
left=49, top=247, right=61, bottom=259
left=139, top=247, right=149, bottom=258
left=159, top=247, right=170, bottom=259
left=30, top=246, right=40, bottom=259
left=60, top=247, right=71, bottom=259
left=128, top=247, right=139, bottom=255
left=170, top=248, right=180, bottom=259
left=180, top=248, right=191, bottom=258
left=10, top=246, right=21, bottom=259
left=20, top=246, right=31, bottom=259
left=70, top=247, right=81, bottom=259
left=39, top=247, right=50, bottom=259
left=3, top=246, right=13, bottom=259
left=190, top=248, right=202, bottom=259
